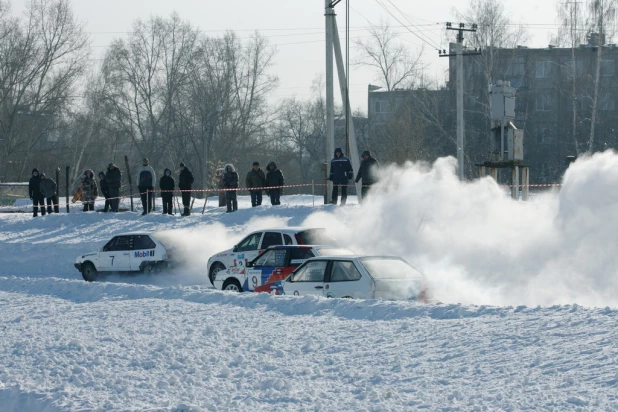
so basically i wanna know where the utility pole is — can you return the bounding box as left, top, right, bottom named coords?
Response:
left=440, top=22, right=480, bottom=180
left=325, top=0, right=336, bottom=204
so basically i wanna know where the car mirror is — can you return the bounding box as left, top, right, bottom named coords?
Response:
left=246, top=261, right=254, bottom=268
left=232, top=245, right=238, bottom=253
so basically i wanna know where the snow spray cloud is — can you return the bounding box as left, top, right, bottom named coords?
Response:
left=302, top=152, right=618, bottom=307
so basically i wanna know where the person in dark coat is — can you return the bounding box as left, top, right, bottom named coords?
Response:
left=80, top=169, right=98, bottom=212
left=245, top=161, right=266, bottom=207
left=178, top=162, right=194, bottom=216
left=329, top=147, right=354, bottom=205
left=29, top=168, right=45, bottom=217
left=266, top=161, right=284, bottom=206
left=105, top=163, right=122, bottom=212
left=355, top=150, right=379, bottom=202
left=98, top=172, right=111, bottom=212
left=39, top=173, right=59, bottom=214
left=160, top=168, right=175, bottom=215
left=223, top=163, right=239, bottom=213
left=137, top=158, right=156, bottom=215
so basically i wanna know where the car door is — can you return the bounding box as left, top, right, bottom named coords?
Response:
left=131, top=235, right=157, bottom=270
left=284, top=260, right=329, bottom=296
left=99, top=236, right=132, bottom=271
left=247, top=248, right=288, bottom=290
left=230, top=232, right=263, bottom=269
left=323, top=260, right=369, bottom=299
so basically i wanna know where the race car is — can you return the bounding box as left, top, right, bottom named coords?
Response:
left=74, top=231, right=174, bottom=281
left=206, top=227, right=336, bottom=285
left=283, top=256, right=431, bottom=301
left=213, top=245, right=355, bottom=293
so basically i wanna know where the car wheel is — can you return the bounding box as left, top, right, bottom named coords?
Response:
left=142, top=263, right=154, bottom=274
left=209, top=262, right=225, bottom=285
left=82, top=263, right=98, bottom=282
left=222, top=279, right=242, bottom=292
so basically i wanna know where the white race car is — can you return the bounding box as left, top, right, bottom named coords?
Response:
left=74, top=232, right=174, bottom=281
left=206, top=227, right=336, bottom=285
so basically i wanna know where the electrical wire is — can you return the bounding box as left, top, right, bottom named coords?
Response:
left=374, top=0, right=443, bottom=50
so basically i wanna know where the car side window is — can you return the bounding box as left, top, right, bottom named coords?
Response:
left=290, top=248, right=315, bottom=266
left=108, top=236, right=132, bottom=251
left=133, top=235, right=156, bottom=249
left=236, top=233, right=262, bottom=252
left=330, top=261, right=362, bottom=282
left=290, top=261, right=327, bottom=282
left=103, top=237, right=118, bottom=252
left=255, top=249, right=287, bottom=267
left=261, top=232, right=283, bottom=249
left=283, top=234, right=293, bottom=245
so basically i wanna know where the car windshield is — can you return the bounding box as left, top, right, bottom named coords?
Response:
left=295, top=229, right=336, bottom=245
left=315, top=247, right=355, bottom=257
left=360, top=258, right=423, bottom=280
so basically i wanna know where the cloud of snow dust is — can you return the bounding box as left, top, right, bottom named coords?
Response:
left=302, top=151, right=618, bottom=307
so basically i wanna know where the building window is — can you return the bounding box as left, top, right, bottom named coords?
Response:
left=537, top=128, right=552, bottom=144
left=600, top=93, right=615, bottom=111
left=602, top=60, right=615, bottom=77
left=535, top=60, right=552, bottom=78
left=565, top=59, right=584, bottom=78
left=535, top=94, right=552, bottom=111
left=508, top=56, right=526, bottom=77
left=374, top=100, right=390, bottom=114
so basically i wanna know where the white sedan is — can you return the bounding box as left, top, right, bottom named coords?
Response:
left=74, top=231, right=174, bottom=281
left=282, top=256, right=430, bottom=301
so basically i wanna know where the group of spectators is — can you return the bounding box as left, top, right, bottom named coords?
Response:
left=28, top=149, right=378, bottom=217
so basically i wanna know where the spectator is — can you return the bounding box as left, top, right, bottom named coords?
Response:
left=160, top=168, right=175, bottom=215
left=81, top=169, right=98, bottom=212
left=329, top=147, right=353, bottom=205
left=39, top=173, right=59, bottom=214
left=245, top=161, right=266, bottom=207
left=223, top=164, right=239, bottom=213
left=355, top=150, right=379, bottom=202
left=29, top=168, right=45, bottom=217
left=98, top=172, right=111, bottom=212
left=105, top=163, right=122, bottom=212
left=266, top=161, right=284, bottom=206
left=178, top=162, right=194, bottom=216
left=137, top=158, right=156, bottom=215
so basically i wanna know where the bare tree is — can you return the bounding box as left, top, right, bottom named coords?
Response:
left=354, top=20, right=424, bottom=91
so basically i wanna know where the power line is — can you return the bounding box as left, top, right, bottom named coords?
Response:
left=383, top=0, right=443, bottom=49
left=374, top=0, right=443, bottom=50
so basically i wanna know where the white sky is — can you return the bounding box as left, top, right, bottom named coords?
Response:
left=11, top=0, right=558, bottom=112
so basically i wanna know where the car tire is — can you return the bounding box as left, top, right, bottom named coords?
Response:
left=142, top=263, right=154, bottom=274
left=209, top=262, right=225, bottom=285
left=222, top=278, right=242, bottom=292
left=82, top=263, right=98, bottom=282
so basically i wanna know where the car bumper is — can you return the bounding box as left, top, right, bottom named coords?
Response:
left=74, top=263, right=82, bottom=272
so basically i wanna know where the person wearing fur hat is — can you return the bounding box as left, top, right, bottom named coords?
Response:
left=223, top=164, right=239, bottom=213
left=178, top=162, right=194, bottom=216
left=265, top=161, right=284, bottom=206
left=355, top=150, right=379, bottom=202
left=137, top=158, right=156, bottom=215
left=105, top=163, right=122, bottom=212
left=39, top=173, right=59, bottom=214
left=98, top=172, right=111, bottom=212
left=159, top=168, right=175, bottom=215
left=29, top=168, right=45, bottom=217
left=79, top=169, right=98, bottom=211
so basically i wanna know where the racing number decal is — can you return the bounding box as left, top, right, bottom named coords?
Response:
left=110, top=256, right=115, bottom=266
left=252, top=276, right=258, bottom=288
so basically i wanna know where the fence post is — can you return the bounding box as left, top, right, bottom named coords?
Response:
left=65, top=165, right=70, bottom=213
left=55, top=167, right=60, bottom=205
left=124, top=155, right=134, bottom=212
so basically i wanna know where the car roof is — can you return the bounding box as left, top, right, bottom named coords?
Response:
left=303, top=255, right=403, bottom=261
left=249, top=227, right=325, bottom=233
left=115, top=231, right=153, bottom=237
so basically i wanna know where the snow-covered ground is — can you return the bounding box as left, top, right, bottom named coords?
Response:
left=2, top=154, right=618, bottom=410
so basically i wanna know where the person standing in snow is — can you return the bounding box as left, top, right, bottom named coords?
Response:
left=159, top=168, right=175, bottom=215
left=105, top=163, right=122, bottom=212
left=39, top=173, right=59, bottom=214
left=223, top=164, right=239, bottom=213
left=178, top=162, right=194, bottom=216
left=98, top=172, right=111, bottom=212
left=80, top=169, right=98, bottom=212
left=265, top=161, right=284, bottom=206
left=329, top=147, right=353, bottom=205
left=29, top=168, right=45, bottom=217
left=355, top=150, right=379, bottom=202
left=245, top=161, right=266, bottom=207
left=137, top=158, right=156, bottom=215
